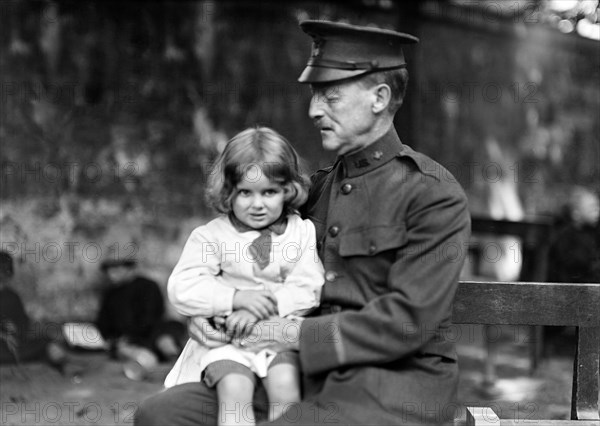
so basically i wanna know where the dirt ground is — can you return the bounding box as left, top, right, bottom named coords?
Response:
left=0, top=326, right=579, bottom=425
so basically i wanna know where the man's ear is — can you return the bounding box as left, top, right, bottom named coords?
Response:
left=372, top=84, right=392, bottom=114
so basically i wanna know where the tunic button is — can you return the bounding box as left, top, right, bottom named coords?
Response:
left=341, top=183, right=353, bottom=194
left=325, top=271, right=338, bottom=282
left=368, top=244, right=377, bottom=254
left=329, top=226, right=340, bottom=237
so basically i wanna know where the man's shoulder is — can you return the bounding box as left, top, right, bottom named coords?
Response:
left=396, top=145, right=448, bottom=181
left=310, top=164, right=335, bottom=183
left=306, top=163, right=336, bottom=197
left=391, top=145, right=468, bottom=207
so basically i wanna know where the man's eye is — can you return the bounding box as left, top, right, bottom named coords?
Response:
left=325, top=87, right=340, bottom=102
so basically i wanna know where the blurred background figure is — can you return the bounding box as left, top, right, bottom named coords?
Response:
left=547, top=186, right=600, bottom=284
left=0, top=251, right=70, bottom=372
left=478, top=137, right=525, bottom=282
left=96, top=258, right=186, bottom=380
left=543, top=187, right=599, bottom=357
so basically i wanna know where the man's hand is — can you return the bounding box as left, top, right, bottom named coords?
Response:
left=189, top=316, right=231, bottom=345
left=232, top=290, right=278, bottom=319
left=225, top=310, right=258, bottom=339
left=238, top=316, right=304, bottom=353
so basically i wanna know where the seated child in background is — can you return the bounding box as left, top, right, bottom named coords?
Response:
left=96, top=258, right=186, bottom=380
left=165, top=127, right=324, bottom=425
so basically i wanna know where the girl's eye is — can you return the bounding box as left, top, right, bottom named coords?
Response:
left=237, top=189, right=250, bottom=196
left=264, top=187, right=282, bottom=196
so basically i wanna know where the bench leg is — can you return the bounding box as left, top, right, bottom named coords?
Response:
left=466, top=407, right=500, bottom=425
left=571, top=327, right=600, bottom=420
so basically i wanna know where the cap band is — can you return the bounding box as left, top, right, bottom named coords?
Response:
left=307, top=57, right=408, bottom=71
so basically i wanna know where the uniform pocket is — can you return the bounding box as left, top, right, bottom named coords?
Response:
left=338, top=224, right=407, bottom=257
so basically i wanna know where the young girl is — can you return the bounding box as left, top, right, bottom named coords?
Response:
left=164, top=127, right=324, bottom=425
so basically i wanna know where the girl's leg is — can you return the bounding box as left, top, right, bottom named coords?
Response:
left=216, top=373, right=256, bottom=426
left=262, top=362, right=301, bottom=421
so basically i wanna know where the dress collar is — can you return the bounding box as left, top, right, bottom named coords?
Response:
left=227, top=213, right=288, bottom=235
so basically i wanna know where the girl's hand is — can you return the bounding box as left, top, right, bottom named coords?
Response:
left=225, top=310, right=259, bottom=339
left=232, top=290, right=278, bottom=319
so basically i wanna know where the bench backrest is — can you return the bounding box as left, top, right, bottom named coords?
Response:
left=470, top=216, right=554, bottom=282
left=453, top=280, right=600, bottom=420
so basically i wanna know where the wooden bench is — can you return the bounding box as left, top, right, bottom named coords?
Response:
left=469, top=216, right=555, bottom=372
left=453, top=280, right=600, bottom=424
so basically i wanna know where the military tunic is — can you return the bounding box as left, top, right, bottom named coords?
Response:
left=294, top=127, right=471, bottom=425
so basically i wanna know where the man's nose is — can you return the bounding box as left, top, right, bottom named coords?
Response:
left=308, top=94, right=324, bottom=120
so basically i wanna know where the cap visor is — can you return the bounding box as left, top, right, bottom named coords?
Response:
left=298, top=66, right=368, bottom=84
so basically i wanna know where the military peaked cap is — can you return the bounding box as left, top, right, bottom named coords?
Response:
left=298, top=20, right=419, bottom=84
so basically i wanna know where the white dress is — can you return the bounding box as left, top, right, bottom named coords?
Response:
left=164, top=213, right=324, bottom=387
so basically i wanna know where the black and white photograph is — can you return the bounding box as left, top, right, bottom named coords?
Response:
left=1, top=1, right=599, bottom=425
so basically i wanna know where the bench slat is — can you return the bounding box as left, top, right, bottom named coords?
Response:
left=453, top=281, right=600, bottom=326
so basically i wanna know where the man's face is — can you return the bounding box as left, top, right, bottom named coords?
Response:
left=309, top=79, right=377, bottom=155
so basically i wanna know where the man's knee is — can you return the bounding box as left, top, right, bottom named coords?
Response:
left=134, top=383, right=219, bottom=426
left=135, top=392, right=169, bottom=426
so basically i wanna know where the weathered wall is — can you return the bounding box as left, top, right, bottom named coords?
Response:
left=1, top=1, right=598, bottom=320
left=414, top=5, right=599, bottom=216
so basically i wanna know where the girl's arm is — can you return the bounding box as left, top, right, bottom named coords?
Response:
left=169, top=221, right=277, bottom=318
left=168, top=225, right=235, bottom=318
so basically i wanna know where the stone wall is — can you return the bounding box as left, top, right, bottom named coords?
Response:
left=1, top=1, right=597, bottom=320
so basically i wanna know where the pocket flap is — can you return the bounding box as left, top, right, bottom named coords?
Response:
left=339, top=224, right=407, bottom=257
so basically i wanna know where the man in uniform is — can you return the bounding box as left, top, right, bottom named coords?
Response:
left=136, top=20, right=470, bottom=425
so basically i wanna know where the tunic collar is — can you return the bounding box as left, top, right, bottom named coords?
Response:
left=339, top=127, right=403, bottom=178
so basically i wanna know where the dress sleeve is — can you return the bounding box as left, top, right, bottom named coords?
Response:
left=272, top=218, right=325, bottom=317
left=168, top=224, right=236, bottom=318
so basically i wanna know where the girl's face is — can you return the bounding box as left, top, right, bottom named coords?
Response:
left=232, top=168, right=285, bottom=229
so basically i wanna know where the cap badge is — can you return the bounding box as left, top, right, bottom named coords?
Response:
left=372, top=151, right=383, bottom=161
left=312, top=38, right=325, bottom=58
